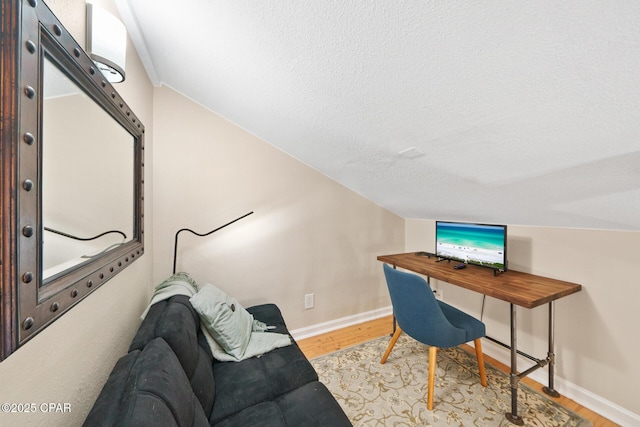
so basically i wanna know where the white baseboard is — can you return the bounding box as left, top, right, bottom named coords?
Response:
left=481, top=338, right=640, bottom=427
left=291, top=312, right=639, bottom=426
left=290, top=306, right=393, bottom=341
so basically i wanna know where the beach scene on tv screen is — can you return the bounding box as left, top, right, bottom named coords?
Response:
left=436, top=223, right=505, bottom=270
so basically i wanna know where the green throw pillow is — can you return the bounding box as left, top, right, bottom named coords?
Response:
left=189, top=284, right=253, bottom=359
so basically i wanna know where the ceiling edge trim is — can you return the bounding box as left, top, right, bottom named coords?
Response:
left=113, top=0, right=161, bottom=86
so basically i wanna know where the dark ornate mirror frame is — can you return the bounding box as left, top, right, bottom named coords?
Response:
left=1, top=0, right=145, bottom=361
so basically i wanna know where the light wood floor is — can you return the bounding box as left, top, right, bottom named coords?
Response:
left=297, top=315, right=618, bottom=427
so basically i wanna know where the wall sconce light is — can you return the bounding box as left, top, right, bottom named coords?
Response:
left=86, top=3, right=127, bottom=83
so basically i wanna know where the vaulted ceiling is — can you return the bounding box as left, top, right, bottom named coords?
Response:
left=116, top=0, right=640, bottom=230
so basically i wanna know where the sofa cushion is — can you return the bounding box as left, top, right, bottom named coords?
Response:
left=246, top=304, right=288, bottom=333
left=276, top=381, right=352, bottom=426
left=83, top=338, right=209, bottom=427
left=212, top=402, right=286, bottom=427
left=211, top=382, right=351, bottom=427
left=129, top=296, right=215, bottom=415
left=209, top=305, right=318, bottom=423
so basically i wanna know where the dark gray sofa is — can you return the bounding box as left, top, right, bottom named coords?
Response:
left=84, top=295, right=351, bottom=426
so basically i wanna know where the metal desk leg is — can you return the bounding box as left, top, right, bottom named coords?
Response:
left=543, top=301, right=560, bottom=397
left=505, top=303, right=524, bottom=425
left=390, top=265, right=397, bottom=336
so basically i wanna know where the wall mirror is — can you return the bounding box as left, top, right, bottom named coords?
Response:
left=0, top=0, right=144, bottom=361
left=42, top=56, right=135, bottom=282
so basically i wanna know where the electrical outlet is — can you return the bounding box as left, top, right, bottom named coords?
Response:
left=304, top=293, right=314, bottom=309
left=433, top=289, right=443, bottom=301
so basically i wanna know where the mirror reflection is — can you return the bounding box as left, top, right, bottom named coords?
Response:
left=42, top=55, right=134, bottom=281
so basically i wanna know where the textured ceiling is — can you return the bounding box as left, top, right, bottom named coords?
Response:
left=116, top=0, right=640, bottom=230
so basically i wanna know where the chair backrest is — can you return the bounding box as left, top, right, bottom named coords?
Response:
left=383, top=263, right=465, bottom=348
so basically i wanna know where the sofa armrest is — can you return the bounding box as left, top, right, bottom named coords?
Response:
left=84, top=338, right=209, bottom=427
left=129, top=295, right=215, bottom=415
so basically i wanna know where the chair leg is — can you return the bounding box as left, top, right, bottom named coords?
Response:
left=427, top=346, right=438, bottom=410
left=474, top=338, right=487, bottom=387
left=380, top=327, right=402, bottom=364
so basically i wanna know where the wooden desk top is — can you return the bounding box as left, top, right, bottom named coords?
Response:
left=377, top=252, right=582, bottom=309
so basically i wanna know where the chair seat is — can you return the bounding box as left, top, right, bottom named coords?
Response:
left=438, top=301, right=485, bottom=344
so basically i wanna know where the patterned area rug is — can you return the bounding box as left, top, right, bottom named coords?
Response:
left=311, top=335, right=592, bottom=426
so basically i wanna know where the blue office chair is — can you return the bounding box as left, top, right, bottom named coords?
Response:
left=380, top=263, right=487, bottom=410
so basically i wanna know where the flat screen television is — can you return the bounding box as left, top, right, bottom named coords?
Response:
left=435, top=221, right=507, bottom=272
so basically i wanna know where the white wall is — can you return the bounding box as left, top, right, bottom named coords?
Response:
left=152, top=86, right=404, bottom=330
left=406, top=219, right=640, bottom=423
left=0, top=1, right=155, bottom=426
